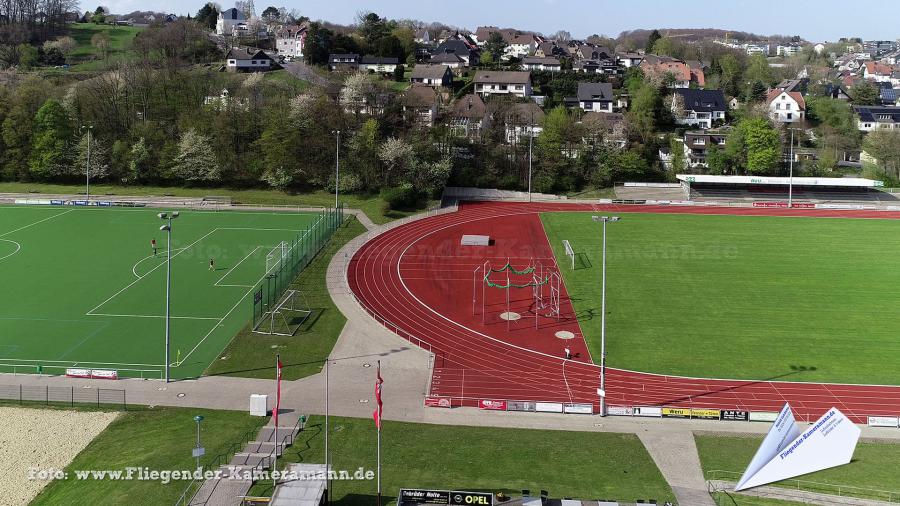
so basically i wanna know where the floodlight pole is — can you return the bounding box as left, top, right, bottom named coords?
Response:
left=333, top=130, right=341, bottom=209
left=788, top=128, right=795, bottom=209
left=592, top=215, right=620, bottom=416
left=159, top=211, right=179, bottom=383
left=528, top=109, right=533, bottom=202
left=81, top=125, right=92, bottom=204
left=193, top=415, right=204, bottom=470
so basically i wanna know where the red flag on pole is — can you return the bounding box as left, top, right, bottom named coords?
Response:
left=373, top=361, right=383, bottom=429
left=274, top=357, right=283, bottom=428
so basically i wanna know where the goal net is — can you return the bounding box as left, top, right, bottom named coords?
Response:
left=252, top=289, right=312, bottom=336
left=563, top=240, right=575, bottom=269
left=266, top=241, right=290, bottom=274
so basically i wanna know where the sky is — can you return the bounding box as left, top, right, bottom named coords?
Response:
left=106, top=0, right=900, bottom=42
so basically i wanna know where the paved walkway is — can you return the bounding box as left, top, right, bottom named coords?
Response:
left=708, top=480, right=898, bottom=506
left=638, top=431, right=715, bottom=506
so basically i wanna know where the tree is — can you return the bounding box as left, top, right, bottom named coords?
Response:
left=16, top=44, right=40, bottom=69
left=29, top=100, right=73, bottom=179
left=304, top=22, right=334, bottom=65
left=645, top=29, right=662, bottom=54
left=339, top=73, right=376, bottom=116
left=745, top=54, right=774, bottom=87
left=850, top=80, right=879, bottom=106
left=378, top=136, right=413, bottom=186
left=195, top=3, right=219, bottom=30
left=651, top=37, right=675, bottom=56
left=172, top=129, right=220, bottom=182
left=393, top=64, right=405, bottom=82
left=127, top=137, right=153, bottom=183
left=706, top=143, right=728, bottom=174
left=745, top=80, right=767, bottom=103
left=727, top=118, right=780, bottom=175
left=484, top=32, right=508, bottom=62
left=73, top=131, right=110, bottom=180
left=261, top=6, right=279, bottom=22
left=357, top=12, right=388, bottom=46
left=91, top=11, right=106, bottom=24
left=669, top=136, right=685, bottom=172
left=717, top=53, right=743, bottom=97
left=91, top=32, right=111, bottom=59
left=863, top=129, right=900, bottom=180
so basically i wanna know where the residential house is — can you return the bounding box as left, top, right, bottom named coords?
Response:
left=774, top=78, right=809, bottom=94
left=573, top=83, right=614, bottom=113
left=766, top=89, right=806, bottom=123
left=777, top=44, right=803, bottom=57
left=576, top=45, right=613, bottom=61
left=854, top=105, right=900, bottom=131
left=534, top=42, right=561, bottom=58
left=617, top=52, right=644, bottom=68
left=329, top=54, right=359, bottom=72
left=683, top=131, right=728, bottom=167
left=880, top=87, right=900, bottom=106
left=429, top=51, right=467, bottom=69
left=822, top=83, right=851, bottom=100
left=673, top=89, right=726, bottom=129
left=448, top=94, right=490, bottom=139
left=728, top=97, right=740, bottom=110
left=472, top=26, right=499, bottom=45
left=275, top=23, right=307, bottom=59
left=744, top=43, right=770, bottom=56
left=402, top=85, right=440, bottom=127
left=581, top=112, right=627, bottom=148
left=504, top=102, right=544, bottom=144
left=522, top=56, right=561, bottom=72
left=435, top=37, right=479, bottom=66
left=414, top=29, right=431, bottom=44
left=410, top=64, right=453, bottom=87
left=573, top=56, right=618, bottom=75
left=640, top=55, right=704, bottom=88
left=503, top=32, right=536, bottom=60
left=216, top=7, right=245, bottom=36
left=224, top=48, right=273, bottom=72
left=474, top=71, right=532, bottom=98
left=359, top=56, right=399, bottom=74
left=863, top=61, right=894, bottom=83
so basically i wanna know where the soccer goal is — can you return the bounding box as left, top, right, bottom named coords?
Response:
left=266, top=241, right=290, bottom=274
left=563, top=240, right=575, bottom=269
left=252, top=289, right=312, bottom=336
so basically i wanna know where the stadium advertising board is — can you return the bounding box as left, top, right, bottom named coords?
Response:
left=721, top=410, right=750, bottom=421
left=661, top=408, right=691, bottom=419
left=506, top=401, right=536, bottom=412
left=399, top=489, right=492, bottom=506
left=535, top=402, right=564, bottom=413
left=563, top=403, right=593, bottom=414
left=65, top=368, right=91, bottom=378
left=478, top=400, right=507, bottom=411
left=607, top=406, right=633, bottom=416
left=691, top=409, right=721, bottom=420
left=633, top=407, right=663, bottom=417
left=867, top=416, right=899, bottom=428
left=90, top=369, right=118, bottom=380
left=736, top=405, right=860, bottom=491
left=424, top=397, right=451, bottom=408
left=749, top=411, right=780, bottom=422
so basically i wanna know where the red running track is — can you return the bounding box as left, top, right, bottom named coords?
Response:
left=347, top=201, right=900, bottom=423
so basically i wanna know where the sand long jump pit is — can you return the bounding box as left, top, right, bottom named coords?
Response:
left=0, top=406, right=118, bottom=505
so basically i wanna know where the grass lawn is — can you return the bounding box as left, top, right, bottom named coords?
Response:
left=246, top=416, right=676, bottom=504
left=541, top=212, right=900, bottom=384
left=206, top=216, right=365, bottom=380
left=31, top=406, right=268, bottom=506
left=0, top=205, right=319, bottom=379
left=696, top=434, right=900, bottom=501
left=0, top=181, right=428, bottom=225
left=263, top=69, right=311, bottom=92
left=64, top=23, right=143, bottom=71
left=710, top=492, right=809, bottom=505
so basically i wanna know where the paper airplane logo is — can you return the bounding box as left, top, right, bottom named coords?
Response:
left=735, top=403, right=860, bottom=491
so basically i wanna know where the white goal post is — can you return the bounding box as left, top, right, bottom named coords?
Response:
left=265, top=241, right=289, bottom=274
left=563, top=240, right=575, bottom=269
left=252, top=289, right=312, bottom=336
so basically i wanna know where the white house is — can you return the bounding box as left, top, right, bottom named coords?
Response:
left=863, top=61, right=895, bottom=83
left=777, top=44, right=802, bottom=57
left=814, top=43, right=826, bottom=54
left=766, top=89, right=806, bottom=123
left=504, top=102, right=544, bottom=144
left=474, top=71, right=532, bottom=98
left=275, top=24, right=307, bottom=59
left=224, top=48, right=273, bottom=72
left=359, top=56, right=399, bottom=74
left=575, top=82, right=614, bottom=113
left=617, top=52, right=643, bottom=68
left=673, top=89, right=727, bottom=129
left=521, top=56, right=561, bottom=72
left=216, top=8, right=246, bottom=36
left=410, top=64, right=453, bottom=87
left=854, top=105, right=900, bottom=131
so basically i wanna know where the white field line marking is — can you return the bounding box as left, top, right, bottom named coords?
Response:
left=219, top=227, right=303, bottom=231
left=0, top=357, right=162, bottom=367
left=86, top=313, right=221, bottom=320
left=178, top=265, right=274, bottom=365
left=132, top=247, right=187, bottom=278
left=215, top=245, right=261, bottom=287
left=0, top=239, right=21, bottom=261
left=0, top=209, right=73, bottom=238
left=86, top=228, right=219, bottom=315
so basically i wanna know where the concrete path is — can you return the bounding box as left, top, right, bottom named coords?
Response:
left=638, top=431, right=715, bottom=506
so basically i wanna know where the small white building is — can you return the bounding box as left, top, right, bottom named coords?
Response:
left=359, top=56, right=399, bottom=74
left=767, top=89, right=806, bottom=123
left=474, top=71, right=532, bottom=98
left=777, top=44, right=802, bottom=57
left=521, top=56, right=561, bottom=72
left=854, top=105, right=900, bottom=131
left=275, top=24, right=307, bottom=59
left=216, top=8, right=246, bottom=36
left=225, top=48, right=273, bottom=72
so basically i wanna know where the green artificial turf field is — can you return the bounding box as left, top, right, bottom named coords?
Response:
left=0, top=205, right=321, bottom=379
left=541, top=211, right=900, bottom=384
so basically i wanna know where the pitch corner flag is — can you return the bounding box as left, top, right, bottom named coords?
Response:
left=373, top=361, right=383, bottom=429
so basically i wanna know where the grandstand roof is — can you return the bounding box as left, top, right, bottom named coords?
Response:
left=676, top=174, right=884, bottom=188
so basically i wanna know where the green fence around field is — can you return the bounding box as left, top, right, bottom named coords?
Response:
left=251, top=204, right=344, bottom=328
